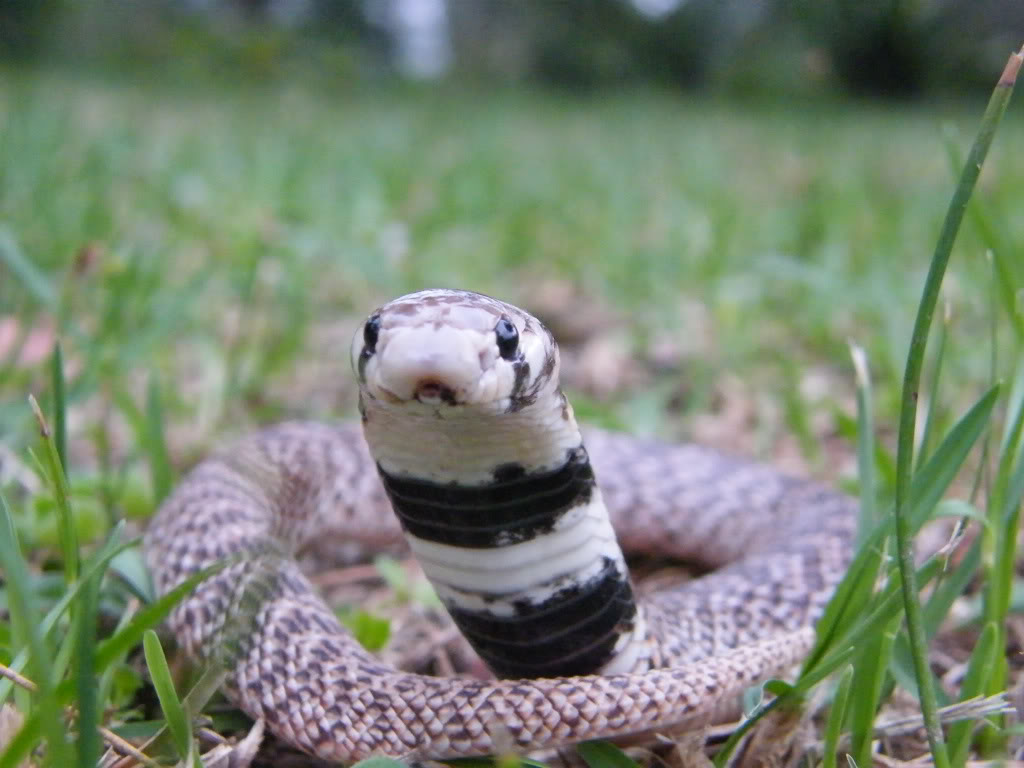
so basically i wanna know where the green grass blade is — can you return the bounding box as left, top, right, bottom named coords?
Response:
left=850, top=343, right=877, bottom=540
left=576, top=740, right=642, bottom=768
left=110, top=545, right=156, bottom=603
left=978, top=358, right=1024, bottom=734
left=131, top=663, right=229, bottom=763
left=50, top=341, right=67, bottom=476
left=0, top=491, right=70, bottom=765
left=951, top=146, right=1024, bottom=343
left=888, top=630, right=950, bottom=707
left=73, top=570, right=101, bottom=768
left=999, top=358, right=1024, bottom=460
left=28, top=393, right=78, bottom=584
left=0, top=709, right=43, bottom=768
left=915, top=304, right=949, bottom=472
left=180, top=663, right=230, bottom=719
left=805, top=381, right=997, bottom=675
left=445, top=758, right=550, bottom=768
left=714, top=678, right=811, bottom=766
left=90, top=559, right=228, bottom=675
left=822, top=665, right=854, bottom=768
left=989, top=362, right=1024, bottom=540
left=0, top=526, right=136, bottom=707
left=803, top=541, right=885, bottom=671
left=817, top=557, right=944, bottom=687
left=338, top=609, right=391, bottom=652
left=906, top=384, right=1000, bottom=533
left=884, top=529, right=984, bottom=713
left=980, top=445, right=1024, bottom=741
left=849, top=617, right=898, bottom=768
left=143, top=630, right=194, bottom=760
left=0, top=490, right=27, bottom=666
left=354, top=759, right=415, bottom=768
left=889, top=49, right=1021, bottom=768
left=948, top=622, right=998, bottom=766
left=925, top=538, right=981, bottom=634
left=719, top=556, right=946, bottom=767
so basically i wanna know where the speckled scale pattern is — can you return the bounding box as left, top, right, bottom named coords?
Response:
left=144, top=420, right=856, bottom=763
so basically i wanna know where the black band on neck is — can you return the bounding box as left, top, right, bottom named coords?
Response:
left=378, top=446, right=596, bottom=548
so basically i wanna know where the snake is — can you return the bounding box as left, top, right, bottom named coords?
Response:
left=144, top=288, right=857, bottom=764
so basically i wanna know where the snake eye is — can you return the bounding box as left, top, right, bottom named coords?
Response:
left=494, top=317, right=519, bottom=360
left=363, top=314, right=381, bottom=354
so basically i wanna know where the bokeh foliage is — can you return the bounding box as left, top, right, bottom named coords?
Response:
left=0, top=0, right=1019, bottom=98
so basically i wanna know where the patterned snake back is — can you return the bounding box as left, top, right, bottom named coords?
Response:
left=144, top=290, right=857, bottom=763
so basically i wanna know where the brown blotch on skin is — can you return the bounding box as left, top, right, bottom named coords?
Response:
left=540, top=351, right=557, bottom=381
left=391, top=302, right=420, bottom=316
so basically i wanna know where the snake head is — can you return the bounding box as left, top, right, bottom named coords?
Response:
left=351, top=289, right=559, bottom=413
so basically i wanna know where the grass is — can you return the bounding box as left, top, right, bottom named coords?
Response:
left=1, top=59, right=1023, bottom=766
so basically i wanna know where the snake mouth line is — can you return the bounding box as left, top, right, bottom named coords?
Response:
left=370, top=381, right=511, bottom=410
left=369, top=384, right=461, bottom=407
left=413, top=380, right=458, bottom=405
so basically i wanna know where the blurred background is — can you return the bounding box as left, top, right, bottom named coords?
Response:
left=1, top=0, right=1023, bottom=540
left=2, top=0, right=1021, bottom=96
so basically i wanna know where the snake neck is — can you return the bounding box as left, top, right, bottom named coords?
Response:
left=360, top=390, right=650, bottom=679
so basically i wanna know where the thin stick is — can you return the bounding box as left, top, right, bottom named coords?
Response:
left=0, top=661, right=162, bottom=768
left=0, top=661, right=36, bottom=692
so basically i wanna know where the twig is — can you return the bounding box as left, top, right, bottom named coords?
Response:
left=0, top=661, right=163, bottom=768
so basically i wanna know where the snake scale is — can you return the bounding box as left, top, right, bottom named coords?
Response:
left=144, top=289, right=857, bottom=763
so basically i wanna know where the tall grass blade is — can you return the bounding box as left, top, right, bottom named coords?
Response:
left=948, top=622, right=998, bottom=766
left=73, top=572, right=101, bottom=768
left=576, top=741, right=642, bottom=768
left=889, top=47, right=1021, bottom=768
left=143, top=630, right=194, bottom=760
left=975, top=358, right=1024, bottom=749
left=133, top=663, right=229, bottom=763
left=50, top=341, right=67, bottom=476
left=822, top=665, right=854, bottom=768
left=354, top=759, right=416, bottom=768
left=806, top=383, right=998, bottom=674
left=980, top=440, right=1024, bottom=747
left=849, top=617, right=898, bottom=768
left=888, top=632, right=950, bottom=707
left=0, top=492, right=70, bottom=765
left=850, top=343, right=877, bottom=540
left=948, top=139, right=1024, bottom=343
left=999, top=358, right=1024, bottom=459
left=887, top=528, right=984, bottom=713
left=28, top=394, right=78, bottom=584
left=924, top=538, right=981, bottom=635
left=0, top=710, right=43, bottom=768
left=90, top=559, right=227, bottom=675
left=915, top=305, right=949, bottom=471
left=445, top=758, right=550, bottom=768
left=847, top=342, right=894, bottom=767
left=717, top=555, right=946, bottom=766
left=906, top=385, right=1000, bottom=532
left=0, top=525, right=134, bottom=707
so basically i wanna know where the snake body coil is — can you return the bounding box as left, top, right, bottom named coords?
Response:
left=144, top=289, right=856, bottom=763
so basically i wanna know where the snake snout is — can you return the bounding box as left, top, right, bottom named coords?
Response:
left=375, top=326, right=482, bottom=404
